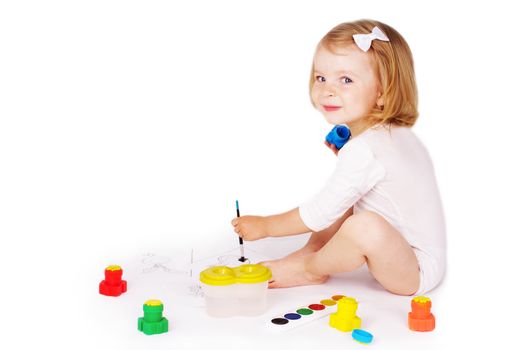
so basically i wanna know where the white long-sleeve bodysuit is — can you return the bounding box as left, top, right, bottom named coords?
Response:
left=299, top=125, right=446, bottom=294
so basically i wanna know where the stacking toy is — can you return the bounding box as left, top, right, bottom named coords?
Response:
left=408, top=296, right=435, bottom=332
left=99, top=265, right=127, bottom=297
left=138, top=300, right=169, bottom=335
left=325, top=125, right=351, bottom=149
left=329, top=297, right=361, bottom=332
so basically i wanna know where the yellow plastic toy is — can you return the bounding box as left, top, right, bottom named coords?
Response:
left=329, top=297, right=362, bottom=332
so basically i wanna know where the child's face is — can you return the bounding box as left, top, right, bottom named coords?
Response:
left=311, top=45, right=383, bottom=127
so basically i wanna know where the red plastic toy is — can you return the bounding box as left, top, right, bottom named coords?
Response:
left=99, top=265, right=127, bottom=297
left=408, top=296, right=435, bottom=331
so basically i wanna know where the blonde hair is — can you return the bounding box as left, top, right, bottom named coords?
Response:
left=310, top=19, right=418, bottom=129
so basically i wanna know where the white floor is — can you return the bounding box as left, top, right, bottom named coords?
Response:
left=2, top=227, right=521, bottom=350
left=81, top=236, right=450, bottom=350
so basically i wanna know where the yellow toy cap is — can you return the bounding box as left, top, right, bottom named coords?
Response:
left=144, top=299, right=163, bottom=307
left=234, top=264, right=272, bottom=284
left=200, top=266, right=236, bottom=286
left=199, top=264, right=272, bottom=286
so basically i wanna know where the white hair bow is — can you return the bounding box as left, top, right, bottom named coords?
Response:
left=352, top=26, right=390, bottom=52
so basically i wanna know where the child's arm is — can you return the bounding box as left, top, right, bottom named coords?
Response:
left=231, top=208, right=310, bottom=241
left=266, top=208, right=310, bottom=237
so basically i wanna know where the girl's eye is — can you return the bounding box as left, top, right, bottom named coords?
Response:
left=341, top=76, right=353, bottom=84
left=315, top=75, right=325, bottom=83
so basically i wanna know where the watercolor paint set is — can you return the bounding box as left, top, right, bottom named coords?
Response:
left=267, top=294, right=347, bottom=332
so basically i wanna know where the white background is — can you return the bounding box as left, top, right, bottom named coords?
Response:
left=1, top=0, right=524, bottom=349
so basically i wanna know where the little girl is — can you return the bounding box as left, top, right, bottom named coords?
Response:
left=231, top=19, right=446, bottom=296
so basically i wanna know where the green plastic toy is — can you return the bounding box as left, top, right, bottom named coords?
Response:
left=138, top=300, right=169, bottom=335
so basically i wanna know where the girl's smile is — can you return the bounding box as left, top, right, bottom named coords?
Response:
left=322, top=105, right=342, bottom=112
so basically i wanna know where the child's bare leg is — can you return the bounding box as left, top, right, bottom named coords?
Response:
left=283, top=206, right=354, bottom=259
left=264, top=211, right=420, bottom=295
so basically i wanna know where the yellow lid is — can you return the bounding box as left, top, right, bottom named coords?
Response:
left=199, top=266, right=236, bottom=286
left=199, top=264, right=272, bottom=286
left=144, top=299, right=163, bottom=306
left=233, top=264, right=272, bottom=284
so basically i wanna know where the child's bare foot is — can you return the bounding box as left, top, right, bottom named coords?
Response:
left=261, top=254, right=328, bottom=288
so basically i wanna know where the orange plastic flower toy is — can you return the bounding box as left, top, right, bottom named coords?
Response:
left=99, top=265, right=127, bottom=297
left=408, top=296, right=435, bottom=331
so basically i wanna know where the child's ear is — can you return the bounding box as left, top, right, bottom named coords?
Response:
left=376, top=92, right=384, bottom=107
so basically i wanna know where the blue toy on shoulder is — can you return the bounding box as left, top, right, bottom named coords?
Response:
left=325, top=125, right=351, bottom=149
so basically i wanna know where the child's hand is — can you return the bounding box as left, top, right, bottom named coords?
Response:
left=231, top=215, right=269, bottom=241
left=324, top=140, right=339, bottom=156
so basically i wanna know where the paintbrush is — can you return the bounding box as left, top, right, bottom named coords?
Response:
left=236, top=200, right=246, bottom=262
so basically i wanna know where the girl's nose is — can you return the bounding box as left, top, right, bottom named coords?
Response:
left=323, top=86, right=336, bottom=98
